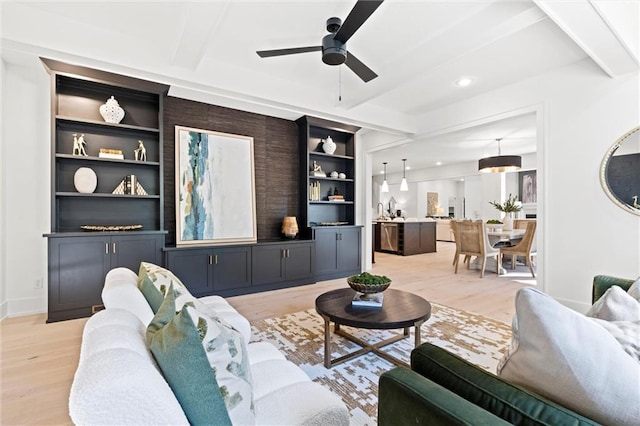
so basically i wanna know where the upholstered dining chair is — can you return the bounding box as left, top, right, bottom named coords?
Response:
left=450, top=220, right=463, bottom=266
left=500, top=221, right=537, bottom=277
left=453, top=220, right=499, bottom=278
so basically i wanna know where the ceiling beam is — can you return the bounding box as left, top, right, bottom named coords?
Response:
left=534, top=0, right=639, bottom=78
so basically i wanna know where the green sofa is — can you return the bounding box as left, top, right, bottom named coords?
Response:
left=378, top=275, right=635, bottom=426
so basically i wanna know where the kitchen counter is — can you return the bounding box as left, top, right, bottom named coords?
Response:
left=374, top=221, right=436, bottom=256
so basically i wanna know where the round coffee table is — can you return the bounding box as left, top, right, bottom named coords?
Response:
left=315, top=288, right=431, bottom=368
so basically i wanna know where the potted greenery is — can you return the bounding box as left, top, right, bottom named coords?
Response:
left=347, top=272, right=391, bottom=294
left=489, top=193, right=522, bottom=230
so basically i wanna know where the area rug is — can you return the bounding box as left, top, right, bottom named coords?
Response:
left=250, top=303, right=512, bottom=426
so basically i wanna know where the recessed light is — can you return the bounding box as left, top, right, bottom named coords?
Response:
left=460, top=178, right=465, bottom=182
left=454, top=77, right=473, bottom=87
left=436, top=161, right=442, bottom=166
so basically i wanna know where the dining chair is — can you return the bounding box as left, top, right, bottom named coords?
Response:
left=500, top=221, right=537, bottom=277
left=454, top=220, right=499, bottom=278
left=450, top=220, right=462, bottom=266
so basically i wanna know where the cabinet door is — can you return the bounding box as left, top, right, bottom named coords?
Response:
left=251, top=245, right=285, bottom=286
left=212, top=246, right=251, bottom=291
left=111, top=234, right=163, bottom=271
left=401, top=223, right=421, bottom=255
left=337, top=227, right=361, bottom=272
left=314, top=228, right=339, bottom=275
left=284, top=243, right=314, bottom=281
left=420, top=223, right=437, bottom=253
left=165, top=249, right=213, bottom=297
left=48, top=236, right=111, bottom=321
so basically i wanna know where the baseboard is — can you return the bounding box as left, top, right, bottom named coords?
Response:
left=5, top=296, right=46, bottom=318
left=0, top=300, right=7, bottom=321
left=555, top=297, right=591, bottom=314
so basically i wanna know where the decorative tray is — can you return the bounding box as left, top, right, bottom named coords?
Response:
left=81, top=224, right=143, bottom=232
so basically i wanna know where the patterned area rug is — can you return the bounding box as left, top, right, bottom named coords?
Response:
left=250, top=304, right=512, bottom=426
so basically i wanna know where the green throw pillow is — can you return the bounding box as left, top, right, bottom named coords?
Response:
left=137, top=261, right=196, bottom=313
left=146, top=285, right=232, bottom=426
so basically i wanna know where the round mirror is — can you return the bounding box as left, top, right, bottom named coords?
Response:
left=600, top=126, right=640, bottom=215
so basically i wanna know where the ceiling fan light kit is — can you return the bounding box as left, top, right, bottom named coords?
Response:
left=256, top=0, right=383, bottom=82
left=478, top=138, right=522, bottom=173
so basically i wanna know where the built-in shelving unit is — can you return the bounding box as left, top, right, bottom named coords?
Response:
left=296, top=116, right=363, bottom=280
left=42, top=58, right=169, bottom=322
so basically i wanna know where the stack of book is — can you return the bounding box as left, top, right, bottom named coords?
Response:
left=328, top=195, right=345, bottom=202
left=351, top=292, right=383, bottom=308
left=99, top=148, right=124, bottom=160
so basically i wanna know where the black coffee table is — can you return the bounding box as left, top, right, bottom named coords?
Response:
left=315, top=288, right=432, bottom=368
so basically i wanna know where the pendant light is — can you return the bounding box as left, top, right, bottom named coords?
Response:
left=381, top=162, right=389, bottom=192
left=478, top=138, right=522, bottom=173
left=400, top=159, right=408, bottom=191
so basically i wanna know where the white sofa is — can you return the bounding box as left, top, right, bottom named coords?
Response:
left=69, top=267, right=349, bottom=425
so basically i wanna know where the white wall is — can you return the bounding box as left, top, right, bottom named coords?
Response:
left=1, top=58, right=6, bottom=319
left=365, top=58, right=640, bottom=311
left=2, top=59, right=50, bottom=317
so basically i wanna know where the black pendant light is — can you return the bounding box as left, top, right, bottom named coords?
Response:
left=478, top=138, right=522, bottom=173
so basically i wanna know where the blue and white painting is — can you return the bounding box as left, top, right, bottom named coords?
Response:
left=176, top=126, right=256, bottom=245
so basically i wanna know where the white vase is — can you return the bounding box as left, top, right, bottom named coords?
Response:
left=502, top=214, right=514, bottom=231
left=322, top=136, right=336, bottom=154
left=99, top=96, right=125, bottom=124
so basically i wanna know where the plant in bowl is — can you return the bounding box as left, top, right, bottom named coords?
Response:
left=347, top=272, right=391, bottom=294
left=486, top=219, right=503, bottom=230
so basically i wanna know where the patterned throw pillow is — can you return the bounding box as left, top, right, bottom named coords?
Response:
left=137, top=262, right=197, bottom=313
left=147, top=283, right=255, bottom=425
left=183, top=305, right=255, bottom=425
left=146, top=284, right=232, bottom=426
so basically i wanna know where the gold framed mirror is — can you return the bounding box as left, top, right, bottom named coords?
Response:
left=600, top=126, right=640, bottom=216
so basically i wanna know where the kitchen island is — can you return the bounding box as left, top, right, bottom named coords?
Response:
left=374, top=219, right=437, bottom=256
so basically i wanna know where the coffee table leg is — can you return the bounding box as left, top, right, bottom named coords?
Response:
left=322, top=315, right=331, bottom=368
left=414, top=320, right=425, bottom=347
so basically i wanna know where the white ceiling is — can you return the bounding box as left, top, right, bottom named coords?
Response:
left=1, top=0, right=638, bottom=175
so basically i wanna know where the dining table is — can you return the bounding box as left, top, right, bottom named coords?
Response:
left=469, top=227, right=526, bottom=274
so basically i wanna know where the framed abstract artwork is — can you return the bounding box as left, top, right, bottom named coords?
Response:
left=519, top=170, right=537, bottom=204
left=175, top=126, right=256, bottom=246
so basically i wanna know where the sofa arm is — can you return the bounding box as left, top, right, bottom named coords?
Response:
left=410, top=343, right=599, bottom=426
left=592, top=275, right=635, bottom=303
left=379, top=367, right=510, bottom=426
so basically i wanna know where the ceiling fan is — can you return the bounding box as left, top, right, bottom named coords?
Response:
left=256, top=0, right=384, bottom=83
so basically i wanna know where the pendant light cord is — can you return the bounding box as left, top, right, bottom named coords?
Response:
left=338, top=66, right=342, bottom=102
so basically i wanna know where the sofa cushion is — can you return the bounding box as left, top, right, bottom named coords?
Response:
left=410, top=342, right=597, bottom=425
left=586, top=285, right=640, bottom=321
left=146, top=285, right=233, bottom=426
left=590, top=318, right=640, bottom=361
left=628, top=277, right=640, bottom=300
left=497, top=287, right=640, bottom=426
left=138, top=262, right=197, bottom=313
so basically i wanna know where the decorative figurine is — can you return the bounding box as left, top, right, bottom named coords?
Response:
left=72, top=133, right=88, bottom=156
left=311, top=160, right=326, bottom=177
left=134, top=140, right=147, bottom=161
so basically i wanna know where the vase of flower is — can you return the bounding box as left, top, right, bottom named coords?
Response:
left=502, top=213, right=514, bottom=231
left=489, top=193, right=522, bottom=231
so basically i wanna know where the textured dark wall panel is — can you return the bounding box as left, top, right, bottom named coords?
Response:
left=163, top=97, right=299, bottom=245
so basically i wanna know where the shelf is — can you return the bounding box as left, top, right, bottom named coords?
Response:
left=308, top=176, right=354, bottom=182
left=310, top=201, right=354, bottom=205
left=55, top=192, right=160, bottom=199
left=309, top=151, right=354, bottom=160
left=55, top=153, right=160, bottom=166
left=56, top=115, right=160, bottom=133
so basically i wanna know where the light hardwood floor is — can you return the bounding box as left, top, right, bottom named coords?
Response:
left=0, top=241, right=534, bottom=425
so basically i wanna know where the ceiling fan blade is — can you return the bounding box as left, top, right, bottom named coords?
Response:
left=345, top=52, right=378, bottom=82
left=334, top=0, right=384, bottom=44
left=257, top=46, right=322, bottom=58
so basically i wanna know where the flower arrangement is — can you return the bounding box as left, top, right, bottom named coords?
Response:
left=489, top=193, right=522, bottom=213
